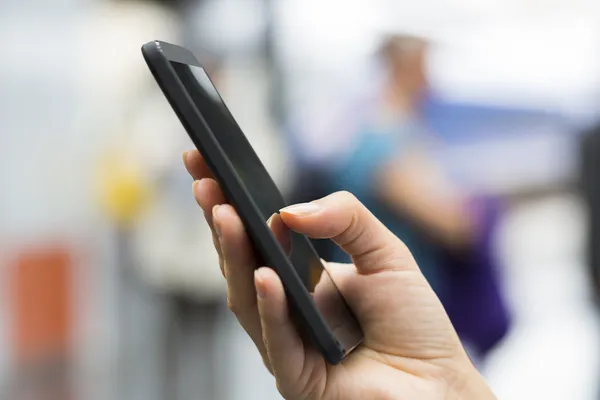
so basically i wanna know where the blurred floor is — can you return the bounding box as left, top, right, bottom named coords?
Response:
left=485, top=194, right=600, bottom=400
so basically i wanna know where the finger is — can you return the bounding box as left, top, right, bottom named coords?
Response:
left=183, top=149, right=213, bottom=181
left=212, top=207, right=225, bottom=276
left=279, top=191, right=416, bottom=274
left=255, top=267, right=307, bottom=387
left=192, top=178, right=226, bottom=229
left=267, top=214, right=291, bottom=255
left=214, top=204, right=271, bottom=371
left=193, top=179, right=226, bottom=272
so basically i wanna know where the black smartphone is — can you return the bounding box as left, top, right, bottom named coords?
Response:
left=142, top=41, right=363, bottom=364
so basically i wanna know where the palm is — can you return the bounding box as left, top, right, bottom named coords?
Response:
left=280, top=264, right=464, bottom=400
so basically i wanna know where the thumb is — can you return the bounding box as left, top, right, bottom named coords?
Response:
left=279, top=191, right=417, bottom=274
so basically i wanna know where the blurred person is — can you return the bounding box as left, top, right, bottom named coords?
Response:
left=183, top=151, right=497, bottom=399
left=288, top=35, right=510, bottom=363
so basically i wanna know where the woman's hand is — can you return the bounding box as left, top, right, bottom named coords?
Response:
left=183, top=149, right=495, bottom=400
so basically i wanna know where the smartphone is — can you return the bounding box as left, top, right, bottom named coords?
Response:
left=142, top=41, right=363, bottom=364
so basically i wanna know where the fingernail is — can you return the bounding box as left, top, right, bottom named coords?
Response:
left=266, top=214, right=275, bottom=227
left=255, top=269, right=268, bottom=299
left=213, top=205, right=222, bottom=238
left=280, top=203, right=321, bottom=216
left=182, top=151, right=188, bottom=166
left=192, top=180, right=200, bottom=193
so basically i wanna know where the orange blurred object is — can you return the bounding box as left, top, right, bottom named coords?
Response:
left=8, top=244, right=74, bottom=366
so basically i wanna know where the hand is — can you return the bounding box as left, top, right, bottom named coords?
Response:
left=183, top=150, right=495, bottom=400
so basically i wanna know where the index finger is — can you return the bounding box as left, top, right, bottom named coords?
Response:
left=183, top=149, right=214, bottom=181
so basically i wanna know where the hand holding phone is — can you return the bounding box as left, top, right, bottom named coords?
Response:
left=144, top=40, right=494, bottom=400
left=186, top=153, right=494, bottom=400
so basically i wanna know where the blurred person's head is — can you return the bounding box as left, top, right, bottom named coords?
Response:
left=378, top=34, right=429, bottom=106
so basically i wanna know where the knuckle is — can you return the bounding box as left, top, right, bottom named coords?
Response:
left=213, top=235, right=222, bottom=253
left=276, top=381, right=300, bottom=400
left=276, top=381, right=289, bottom=399
left=220, top=259, right=226, bottom=277
left=261, top=333, right=269, bottom=349
left=226, top=298, right=238, bottom=314
left=336, top=190, right=358, bottom=204
left=336, top=208, right=362, bottom=248
left=262, top=355, right=273, bottom=375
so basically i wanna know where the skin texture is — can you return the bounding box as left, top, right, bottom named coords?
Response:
left=183, top=149, right=496, bottom=400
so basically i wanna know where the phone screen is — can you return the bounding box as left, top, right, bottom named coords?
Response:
left=171, top=61, right=362, bottom=352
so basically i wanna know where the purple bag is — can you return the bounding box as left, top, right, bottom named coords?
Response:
left=440, top=198, right=512, bottom=358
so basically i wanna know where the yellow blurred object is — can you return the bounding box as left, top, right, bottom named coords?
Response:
left=96, top=151, right=151, bottom=226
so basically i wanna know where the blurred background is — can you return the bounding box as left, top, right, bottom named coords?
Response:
left=2, top=0, right=600, bottom=398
